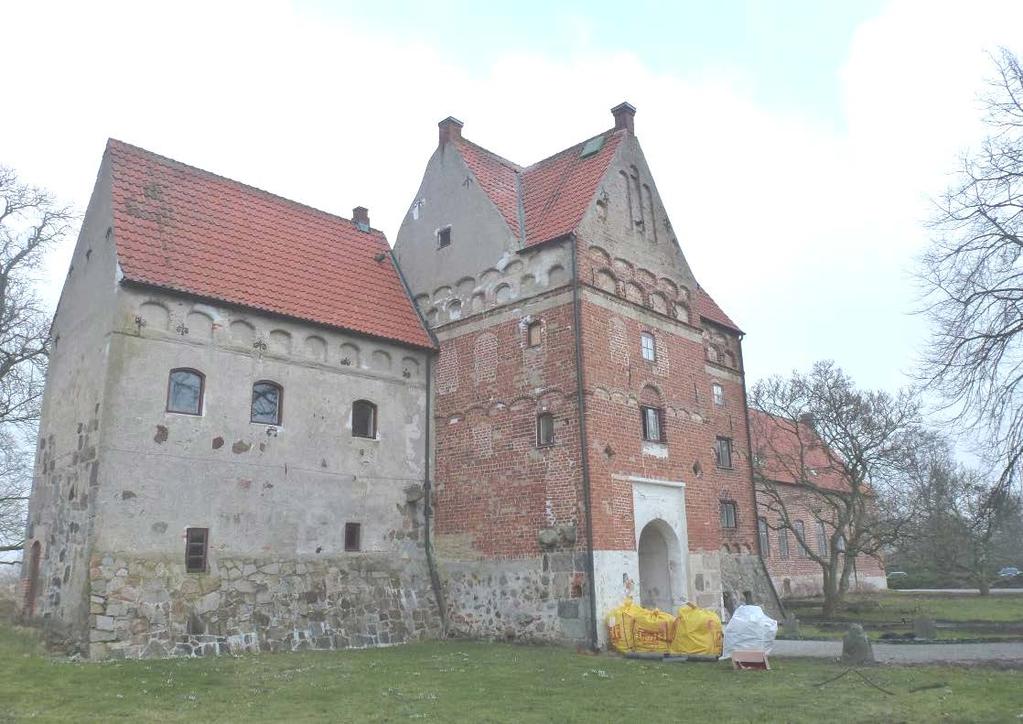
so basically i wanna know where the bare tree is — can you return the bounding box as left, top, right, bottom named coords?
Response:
left=920, top=47, right=1023, bottom=489
left=0, top=166, right=74, bottom=562
left=750, top=361, right=919, bottom=616
left=900, top=434, right=1022, bottom=594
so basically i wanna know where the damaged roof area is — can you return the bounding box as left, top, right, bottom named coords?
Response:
left=106, top=139, right=434, bottom=350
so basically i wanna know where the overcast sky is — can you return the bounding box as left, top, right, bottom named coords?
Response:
left=2, top=0, right=1021, bottom=398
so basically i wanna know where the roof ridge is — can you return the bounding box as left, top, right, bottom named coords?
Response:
left=106, top=138, right=387, bottom=240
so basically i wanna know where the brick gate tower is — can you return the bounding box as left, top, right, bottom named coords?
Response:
left=394, top=103, right=779, bottom=647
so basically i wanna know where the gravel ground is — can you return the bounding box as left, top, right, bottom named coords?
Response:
left=770, top=639, right=1023, bottom=664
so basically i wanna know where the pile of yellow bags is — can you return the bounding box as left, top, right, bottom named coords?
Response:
left=607, top=597, right=723, bottom=656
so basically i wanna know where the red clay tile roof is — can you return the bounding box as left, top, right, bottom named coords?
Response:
left=520, top=131, right=623, bottom=247
left=748, top=409, right=850, bottom=492
left=454, top=129, right=623, bottom=247
left=106, top=139, right=433, bottom=349
left=694, top=286, right=741, bottom=332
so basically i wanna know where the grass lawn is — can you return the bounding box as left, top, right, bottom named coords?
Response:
left=787, top=591, right=1023, bottom=624
left=1, top=625, right=1022, bottom=722
left=778, top=622, right=1022, bottom=642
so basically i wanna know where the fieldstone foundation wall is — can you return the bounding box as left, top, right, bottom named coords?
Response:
left=720, top=552, right=782, bottom=619
left=87, top=552, right=442, bottom=659
left=440, top=554, right=591, bottom=645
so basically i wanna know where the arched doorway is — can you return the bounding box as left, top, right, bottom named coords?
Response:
left=24, top=541, right=41, bottom=617
left=638, top=520, right=679, bottom=610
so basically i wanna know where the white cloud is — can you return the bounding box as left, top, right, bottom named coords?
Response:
left=2, top=0, right=1020, bottom=394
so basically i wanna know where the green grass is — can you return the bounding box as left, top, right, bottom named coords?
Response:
left=1, top=625, right=1022, bottom=722
left=787, top=591, right=1023, bottom=624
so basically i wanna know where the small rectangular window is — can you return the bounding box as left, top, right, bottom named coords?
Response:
left=640, top=332, right=656, bottom=361
left=816, top=521, right=829, bottom=556
left=345, top=522, right=361, bottom=552
left=720, top=501, right=737, bottom=529
left=438, top=226, right=452, bottom=248
left=352, top=400, right=377, bottom=439
left=758, top=517, right=770, bottom=556
left=185, top=527, right=208, bottom=573
left=641, top=405, right=665, bottom=442
left=536, top=413, right=554, bottom=447
left=527, top=321, right=542, bottom=348
left=715, top=437, right=733, bottom=468
left=712, top=383, right=724, bottom=406
left=778, top=527, right=790, bottom=559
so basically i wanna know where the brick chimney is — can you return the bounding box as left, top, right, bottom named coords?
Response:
left=611, top=102, right=636, bottom=134
left=438, top=116, right=464, bottom=146
left=352, top=206, right=370, bottom=228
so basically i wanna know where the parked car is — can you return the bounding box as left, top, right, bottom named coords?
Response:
left=998, top=567, right=1020, bottom=578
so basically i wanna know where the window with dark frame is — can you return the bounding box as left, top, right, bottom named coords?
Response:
left=640, top=332, right=656, bottom=361
left=816, top=521, right=829, bottom=556
left=712, top=383, right=724, bottom=406
left=720, top=501, right=737, bottom=529
left=794, top=520, right=809, bottom=557
left=251, top=381, right=282, bottom=425
left=714, top=436, right=733, bottom=468
left=758, top=517, right=770, bottom=556
left=640, top=405, right=665, bottom=442
left=185, top=527, right=208, bottom=573
left=778, top=526, right=790, bottom=559
left=536, top=413, right=554, bottom=447
left=438, top=226, right=452, bottom=248
left=527, top=321, right=542, bottom=348
left=352, top=400, right=377, bottom=439
left=167, top=368, right=204, bottom=415
left=344, top=522, right=361, bottom=552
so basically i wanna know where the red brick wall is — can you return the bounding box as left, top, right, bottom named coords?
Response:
left=577, top=292, right=758, bottom=554
left=756, top=485, right=886, bottom=596
left=432, top=296, right=586, bottom=557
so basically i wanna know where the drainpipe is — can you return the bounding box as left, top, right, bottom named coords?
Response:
left=386, top=249, right=447, bottom=634
left=569, top=235, right=600, bottom=651
left=737, top=336, right=785, bottom=619
left=423, top=354, right=448, bottom=635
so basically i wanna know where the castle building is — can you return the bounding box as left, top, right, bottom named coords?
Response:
left=394, top=103, right=778, bottom=646
left=23, top=140, right=442, bottom=658
left=25, top=104, right=780, bottom=658
left=749, top=410, right=887, bottom=598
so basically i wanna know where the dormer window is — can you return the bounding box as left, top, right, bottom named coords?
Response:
left=438, top=226, right=452, bottom=249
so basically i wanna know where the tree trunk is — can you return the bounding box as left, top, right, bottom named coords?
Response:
left=978, top=578, right=991, bottom=596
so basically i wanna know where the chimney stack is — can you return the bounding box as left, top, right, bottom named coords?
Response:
left=352, top=206, right=370, bottom=229
left=611, top=102, right=636, bottom=134
left=438, top=116, right=464, bottom=146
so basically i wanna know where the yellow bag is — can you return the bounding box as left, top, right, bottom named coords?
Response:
left=606, top=597, right=640, bottom=653
left=669, top=602, right=723, bottom=656
left=629, top=606, right=676, bottom=654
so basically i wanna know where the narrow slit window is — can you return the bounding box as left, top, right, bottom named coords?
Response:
left=536, top=413, right=554, bottom=447
left=185, top=527, right=208, bottom=573
left=345, top=522, right=361, bottom=552
left=167, top=368, right=204, bottom=415
left=816, top=521, right=829, bottom=556
left=794, top=520, right=809, bottom=557
left=352, top=400, right=377, bottom=439
left=251, top=381, right=282, bottom=425
left=527, top=321, right=542, bottom=348
left=640, top=332, right=656, bottom=361
left=640, top=405, right=665, bottom=442
left=438, top=226, right=452, bottom=248
left=712, top=383, right=724, bottom=406
left=758, top=517, right=770, bottom=556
